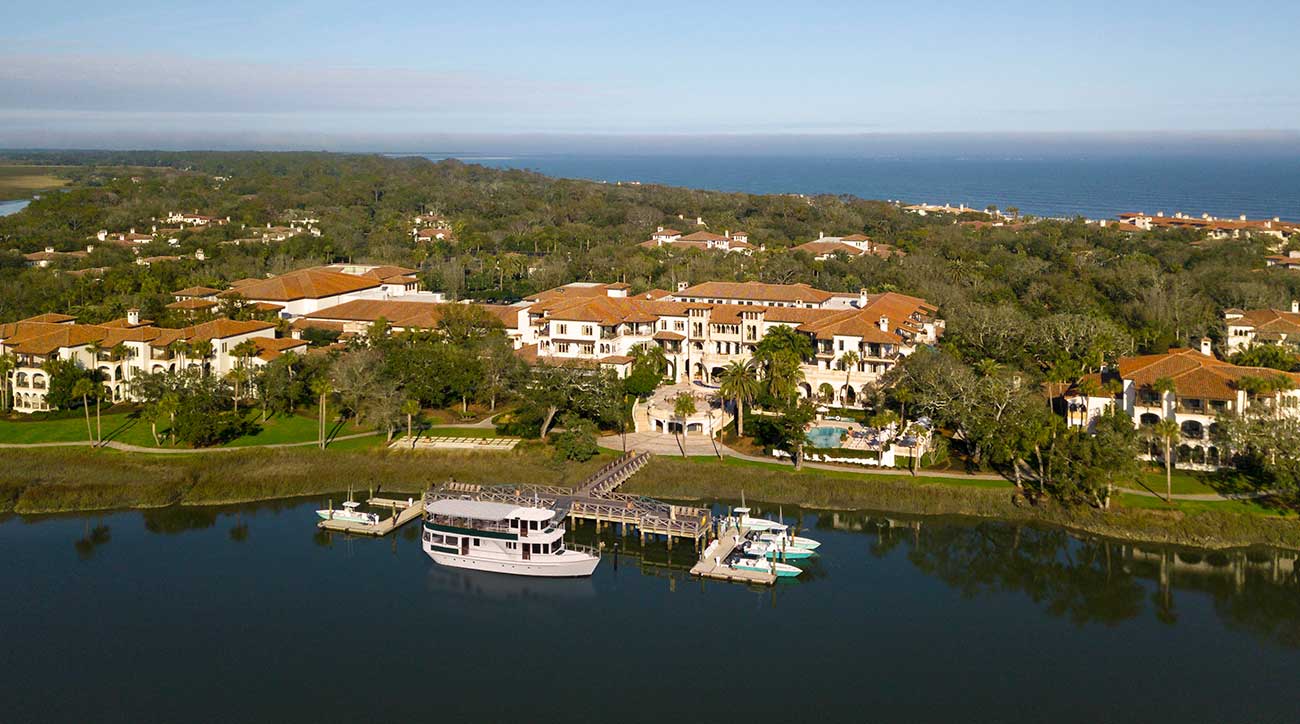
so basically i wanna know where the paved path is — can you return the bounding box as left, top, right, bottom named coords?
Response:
left=597, top=432, right=1265, bottom=503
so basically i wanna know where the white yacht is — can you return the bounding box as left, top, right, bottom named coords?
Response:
left=421, top=498, right=600, bottom=578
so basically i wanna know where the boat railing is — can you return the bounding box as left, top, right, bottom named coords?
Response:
left=562, top=541, right=602, bottom=557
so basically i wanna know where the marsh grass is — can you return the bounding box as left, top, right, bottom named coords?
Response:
left=0, top=447, right=614, bottom=513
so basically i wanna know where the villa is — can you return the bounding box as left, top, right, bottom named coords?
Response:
left=791, top=233, right=899, bottom=260
left=638, top=227, right=757, bottom=254
left=1222, top=303, right=1300, bottom=353
left=0, top=311, right=280, bottom=414
left=1116, top=211, right=1298, bottom=240
left=1065, top=344, right=1300, bottom=469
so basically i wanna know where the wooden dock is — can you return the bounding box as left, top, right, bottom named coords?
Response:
left=689, top=523, right=778, bottom=585
left=316, top=496, right=425, bottom=536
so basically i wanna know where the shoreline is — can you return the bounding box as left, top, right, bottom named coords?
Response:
left=3, top=446, right=1297, bottom=552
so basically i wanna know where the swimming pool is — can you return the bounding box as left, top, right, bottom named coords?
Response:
left=806, top=426, right=847, bottom=448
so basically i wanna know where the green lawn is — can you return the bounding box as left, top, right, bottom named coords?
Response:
left=1136, top=468, right=1219, bottom=496
left=1117, top=492, right=1284, bottom=516
left=0, top=408, right=371, bottom=449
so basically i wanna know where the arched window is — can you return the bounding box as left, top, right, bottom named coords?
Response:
left=1180, top=420, right=1204, bottom=440
left=1139, top=413, right=1160, bottom=427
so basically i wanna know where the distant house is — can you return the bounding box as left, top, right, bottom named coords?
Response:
left=638, top=227, right=757, bottom=254
left=792, top=233, right=899, bottom=260
left=24, top=246, right=91, bottom=268
left=1223, top=304, right=1300, bottom=353
left=1264, top=251, right=1300, bottom=270
left=1116, top=211, right=1298, bottom=241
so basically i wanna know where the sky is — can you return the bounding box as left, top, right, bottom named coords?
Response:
left=2, top=0, right=1299, bottom=151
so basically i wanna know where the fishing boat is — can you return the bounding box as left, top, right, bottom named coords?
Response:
left=732, top=506, right=786, bottom=532
left=729, top=553, right=802, bottom=578
left=755, top=529, right=822, bottom=551
left=743, top=537, right=817, bottom=561
left=421, top=497, right=599, bottom=577
left=316, top=500, right=380, bottom=526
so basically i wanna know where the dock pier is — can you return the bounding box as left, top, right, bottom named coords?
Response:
left=688, top=521, right=778, bottom=585
left=317, top=496, right=425, bottom=536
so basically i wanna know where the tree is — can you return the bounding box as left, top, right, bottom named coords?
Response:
left=552, top=414, right=599, bottom=462
left=310, top=375, right=332, bottom=450
left=71, top=377, right=97, bottom=445
left=1150, top=419, right=1181, bottom=503
left=403, top=398, right=421, bottom=442
left=839, top=350, right=861, bottom=406
left=479, top=336, right=522, bottom=412
left=1231, top=344, right=1300, bottom=372
left=0, top=352, right=14, bottom=411
left=672, top=391, right=697, bottom=457
left=718, top=360, right=760, bottom=437
left=768, top=400, right=816, bottom=470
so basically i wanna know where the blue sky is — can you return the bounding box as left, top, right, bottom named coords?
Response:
left=2, top=0, right=1299, bottom=148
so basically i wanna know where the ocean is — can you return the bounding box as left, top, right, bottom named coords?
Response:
left=420, top=154, right=1300, bottom=221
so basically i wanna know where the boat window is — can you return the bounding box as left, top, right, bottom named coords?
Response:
left=444, top=535, right=458, bottom=546
left=506, top=542, right=516, bottom=550
left=529, top=520, right=538, bottom=530
left=509, top=519, right=518, bottom=529
left=473, top=538, right=481, bottom=547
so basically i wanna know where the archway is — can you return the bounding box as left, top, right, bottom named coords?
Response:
left=840, top=385, right=857, bottom=406
left=1139, top=413, right=1160, bottom=426
left=797, top=382, right=812, bottom=400
left=1180, top=420, right=1204, bottom=440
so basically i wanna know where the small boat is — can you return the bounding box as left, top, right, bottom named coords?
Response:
left=732, top=506, right=786, bottom=532
left=729, top=553, right=802, bottom=578
left=316, top=500, right=380, bottom=526
left=755, top=530, right=822, bottom=551
left=743, top=538, right=816, bottom=561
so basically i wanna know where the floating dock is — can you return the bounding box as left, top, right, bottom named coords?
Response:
left=688, top=523, right=779, bottom=585
left=317, top=497, right=425, bottom=536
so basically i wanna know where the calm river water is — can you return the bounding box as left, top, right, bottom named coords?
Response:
left=2, top=498, right=1297, bottom=723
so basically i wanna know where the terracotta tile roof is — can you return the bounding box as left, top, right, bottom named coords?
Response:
left=1227, top=308, right=1300, bottom=336
left=1, top=321, right=109, bottom=355
left=146, top=319, right=275, bottom=348
left=20, top=313, right=76, bottom=324
left=1117, top=348, right=1300, bottom=400
left=252, top=336, right=309, bottom=362
left=220, top=269, right=380, bottom=302
left=678, top=231, right=730, bottom=242
left=166, top=298, right=220, bottom=311
left=653, top=330, right=685, bottom=341
left=306, top=299, right=517, bottom=330
left=172, top=286, right=221, bottom=298
left=675, top=281, right=837, bottom=305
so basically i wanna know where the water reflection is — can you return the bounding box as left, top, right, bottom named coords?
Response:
left=74, top=522, right=111, bottom=560
left=820, top=510, right=1300, bottom=646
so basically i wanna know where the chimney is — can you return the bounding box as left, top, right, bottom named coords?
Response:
left=1199, top=337, right=1212, bottom=356
left=1240, top=214, right=1247, bottom=221
left=819, top=231, right=824, bottom=239
left=724, top=229, right=730, bottom=239
left=1156, top=211, right=1164, bottom=218
left=127, top=308, right=140, bottom=326
left=1292, top=300, right=1298, bottom=314
left=97, top=230, right=107, bottom=241
left=858, top=288, right=868, bottom=308
left=657, top=226, right=664, bottom=233
left=129, top=227, right=136, bottom=234
left=44, top=246, right=54, bottom=254
left=86, top=245, right=94, bottom=253
left=878, top=316, right=889, bottom=333
left=151, top=224, right=157, bottom=233
left=677, top=281, right=688, bottom=293
left=195, top=249, right=206, bottom=261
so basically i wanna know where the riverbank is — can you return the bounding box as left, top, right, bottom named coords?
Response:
left=622, top=456, right=1300, bottom=551
left=3, top=446, right=1297, bottom=550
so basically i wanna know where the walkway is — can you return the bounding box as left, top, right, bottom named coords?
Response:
left=597, top=432, right=1266, bottom=503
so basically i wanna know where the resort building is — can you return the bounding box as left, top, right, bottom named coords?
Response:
left=638, top=227, right=757, bottom=254
left=219, top=265, right=432, bottom=319
left=0, top=313, right=280, bottom=414
left=1222, top=304, right=1300, bottom=353
left=1065, top=345, right=1300, bottom=469
left=1264, top=251, right=1300, bottom=270
left=24, top=247, right=91, bottom=268
left=1116, top=212, right=1299, bottom=240
left=791, top=233, right=899, bottom=260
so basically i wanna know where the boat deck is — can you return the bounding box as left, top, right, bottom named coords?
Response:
left=689, top=524, right=778, bottom=585
left=317, top=497, right=425, bottom=536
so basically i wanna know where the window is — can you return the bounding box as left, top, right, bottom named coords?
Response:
left=581, top=343, right=595, bottom=355
left=674, top=321, right=685, bottom=331
left=473, top=538, right=481, bottom=547
left=557, top=323, right=568, bottom=335
left=582, top=325, right=593, bottom=336
left=556, top=343, right=570, bottom=353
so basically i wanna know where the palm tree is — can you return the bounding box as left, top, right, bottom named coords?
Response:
left=1151, top=419, right=1181, bottom=503
left=72, top=377, right=97, bottom=445
left=94, top=380, right=107, bottom=442
left=402, top=398, right=421, bottom=444
left=1152, top=376, right=1175, bottom=414
left=630, top=343, right=669, bottom=380
left=673, top=392, right=696, bottom=458
left=190, top=340, right=215, bottom=375
left=230, top=339, right=259, bottom=411
left=0, top=352, right=15, bottom=412
left=311, top=375, right=332, bottom=450
left=764, top=353, right=805, bottom=405
left=717, top=360, right=760, bottom=437
left=818, top=382, right=835, bottom=404
left=158, top=392, right=180, bottom=445
left=839, top=350, right=861, bottom=407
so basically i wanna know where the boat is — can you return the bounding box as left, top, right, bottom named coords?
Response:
left=316, top=500, right=380, bottom=526
left=755, top=529, right=822, bottom=551
left=421, top=497, right=600, bottom=577
left=731, top=506, right=786, bottom=532
left=729, top=553, right=802, bottom=578
left=742, top=538, right=816, bottom=561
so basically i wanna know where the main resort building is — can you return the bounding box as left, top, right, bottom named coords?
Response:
left=304, top=279, right=943, bottom=410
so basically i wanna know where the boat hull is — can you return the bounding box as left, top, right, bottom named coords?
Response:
left=423, top=545, right=600, bottom=578
left=733, top=561, right=802, bottom=577
left=761, top=548, right=816, bottom=560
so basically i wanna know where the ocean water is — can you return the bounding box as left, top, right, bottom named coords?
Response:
left=428, top=154, right=1300, bottom=221
left=0, top=199, right=31, bottom=216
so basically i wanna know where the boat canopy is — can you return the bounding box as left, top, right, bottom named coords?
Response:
left=426, top=499, right=554, bottom=522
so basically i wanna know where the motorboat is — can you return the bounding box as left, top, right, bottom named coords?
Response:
left=316, top=500, right=380, bottom=525
left=729, top=553, right=802, bottom=578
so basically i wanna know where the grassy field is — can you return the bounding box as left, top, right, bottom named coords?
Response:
left=0, top=408, right=371, bottom=449
left=0, top=164, right=71, bottom=201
